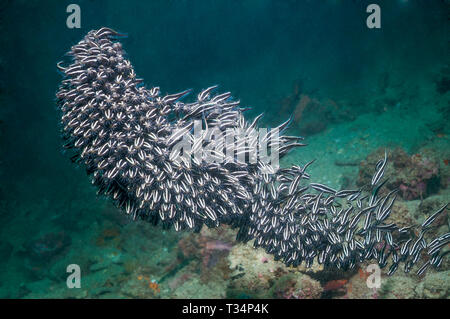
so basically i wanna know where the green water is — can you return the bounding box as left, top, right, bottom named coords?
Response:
left=0, top=0, right=448, bottom=298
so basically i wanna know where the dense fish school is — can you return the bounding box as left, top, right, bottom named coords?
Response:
left=56, top=28, right=449, bottom=276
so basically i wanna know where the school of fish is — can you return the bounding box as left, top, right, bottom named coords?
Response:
left=56, top=28, right=449, bottom=276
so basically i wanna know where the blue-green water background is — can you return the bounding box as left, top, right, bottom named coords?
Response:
left=0, top=0, right=448, bottom=298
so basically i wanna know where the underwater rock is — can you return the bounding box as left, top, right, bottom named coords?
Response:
left=167, top=272, right=193, bottom=292
left=89, top=255, right=120, bottom=273
left=279, top=80, right=303, bottom=117
left=278, top=81, right=353, bottom=137
left=177, top=226, right=235, bottom=262
left=291, top=94, right=351, bottom=136
left=415, top=196, right=449, bottom=229
left=336, top=271, right=377, bottom=299
left=415, top=270, right=450, bottom=299
left=227, top=242, right=322, bottom=298
left=172, top=276, right=227, bottom=299
left=175, top=226, right=235, bottom=284
left=388, top=201, right=416, bottom=230
left=21, top=231, right=72, bottom=281
left=94, top=224, right=122, bottom=247
left=270, top=273, right=323, bottom=299
left=358, top=147, right=440, bottom=200
left=420, top=147, right=450, bottom=190
left=120, top=272, right=162, bottom=298
left=379, top=275, right=418, bottom=299
left=25, top=231, right=71, bottom=262
left=228, top=243, right=285, bottom=298
left=294, top=95, right=329, bottom=136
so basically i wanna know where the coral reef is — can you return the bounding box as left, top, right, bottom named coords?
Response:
left=56, top=28, right=449, bottom=279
